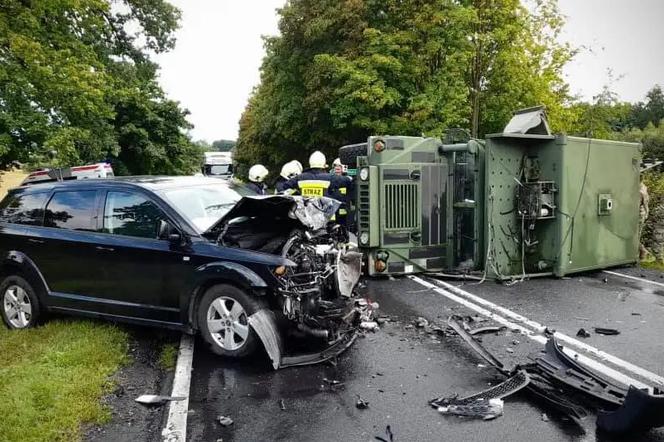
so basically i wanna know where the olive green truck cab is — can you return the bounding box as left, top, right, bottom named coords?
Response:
left=344, top=107, right=641, bottom=280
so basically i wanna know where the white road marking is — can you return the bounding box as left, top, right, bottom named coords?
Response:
left=428, top=276, right=664, bottom=387
left=603, top=270, right=664, bottom=289
left=162, top=334, right=195, bottom=442
left=409, top=275, right=663, bottom=389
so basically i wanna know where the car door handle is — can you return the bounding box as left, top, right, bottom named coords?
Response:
left=95, top=246, right=115, bottom=252
left=28, top=239, right=45, bottom=244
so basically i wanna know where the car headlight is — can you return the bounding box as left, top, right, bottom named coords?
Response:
left=359, top=168, right=369, bottom=181
left=359, top=232, right=369, bottom=244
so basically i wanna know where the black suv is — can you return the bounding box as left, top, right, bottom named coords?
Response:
left=0, top=177, right=362, bottom=366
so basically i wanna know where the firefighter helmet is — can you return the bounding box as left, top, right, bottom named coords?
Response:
left=280, top=161, right=300, bottom=179
left=309, top=151, right=327, bottom=169
left=248, top=164, right=269, bottom=183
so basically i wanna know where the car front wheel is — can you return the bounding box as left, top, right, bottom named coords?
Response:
left=0, top=275, right=40, bottom=330
left=197, top=284, right=265, bottom=358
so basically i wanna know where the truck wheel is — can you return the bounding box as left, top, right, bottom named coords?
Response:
left=339, top=143, right=368, bottom=167
left=0, top=275, right=41, bottom=330
left=197, top=284, right=265, bottom=358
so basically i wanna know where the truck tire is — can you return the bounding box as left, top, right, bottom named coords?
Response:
left=339, top=143, right=368, bottom=167
left=197, top=284, right=266, bottom=358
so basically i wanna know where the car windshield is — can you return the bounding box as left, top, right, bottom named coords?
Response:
left=160, top=183, right=241, bottom=232
left=209, top=165, right=231, bottom=175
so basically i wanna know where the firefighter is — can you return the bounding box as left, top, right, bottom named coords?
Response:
left=331, top=158, right=354, bottom=227
left=274, top=161, right=301, bottom=194
left=283, top=151, right=337, bottom=198
left=246, top=164, right=269, bottom=195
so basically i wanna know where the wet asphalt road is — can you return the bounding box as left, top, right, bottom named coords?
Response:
left=185, top=269, right=664, bottom=442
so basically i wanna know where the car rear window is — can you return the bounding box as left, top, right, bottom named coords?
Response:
left=44, top=190, right=97, bottom=231
left=0, top=193, right=48, bottom=225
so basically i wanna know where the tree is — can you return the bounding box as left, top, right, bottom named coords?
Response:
left=631, top=85, right=664, bottom=130
left=236, top=0, right=574, bottom=175
left=0, top=0, right=198, bottom=174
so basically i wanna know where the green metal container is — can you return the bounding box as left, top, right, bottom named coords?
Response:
left=484, top=134, right=641, bottom=279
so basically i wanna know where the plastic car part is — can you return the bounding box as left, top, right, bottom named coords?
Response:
left=597, top=386, right=664, bottom=434
left=533, top=337, right=627, bottom=407
left=438, top=398, right=504, bottom=420
left=447, top=317, right=506, bottom=372
left=249, top=309, right=359, bottom=369
left=430, top=370, right=530, bottom=408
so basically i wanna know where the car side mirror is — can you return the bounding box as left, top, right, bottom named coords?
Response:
left=158, top=220, right=182, bottom=243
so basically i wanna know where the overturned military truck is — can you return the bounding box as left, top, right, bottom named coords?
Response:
left=341, top=107, right=641, bottom=280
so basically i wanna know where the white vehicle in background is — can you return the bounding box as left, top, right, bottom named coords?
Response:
left=202, top=151, right=233, bottom=178
left=22, top=162, right=114, bottom=185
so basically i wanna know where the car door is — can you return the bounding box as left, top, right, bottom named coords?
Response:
left=90, top=189, right=190, bottom=323
left=35, top=189, right=106, bottom=303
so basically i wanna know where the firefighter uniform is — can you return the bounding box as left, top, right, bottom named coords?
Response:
left=247, top=164, right=269, bottom=195
left=283, top=168, right=337, bottom=197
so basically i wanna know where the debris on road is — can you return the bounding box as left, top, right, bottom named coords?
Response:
left=360, top=321, right=380, bottom=332
left=279, top=399, right=286, bottom=411
left=594, top=327, right=620, bottom=336
left=217, top=415, right=234, bottom=427
left=437, top=398, right=504, bottom=421
left=355, top=395, right=370, bottom=409
left=374, top=425, right=394, bottom=442
left=597, top=386, right=664, bottom=434
left=468, top=326, right=506, bottom=336
left=576, top=328, right=591, bottom=338
left=541, top=413, right=549, bottom=422
left=414, top=317, right=429, bottom=328
left=431, top=370, right=530, bottom=410
left=134, top=395, right=185, bottom=406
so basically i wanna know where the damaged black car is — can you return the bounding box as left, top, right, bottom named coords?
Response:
left=0, top=177, right=365, bottom=367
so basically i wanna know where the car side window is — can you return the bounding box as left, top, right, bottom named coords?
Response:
left=102, top=191, right=167, bottom=239
left=44, top=190, right=97, bottom=231
left=0, top=193, right=48, bottom=225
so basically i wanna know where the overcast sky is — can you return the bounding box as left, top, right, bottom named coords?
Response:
left=154, top=0, right=664, bottom=142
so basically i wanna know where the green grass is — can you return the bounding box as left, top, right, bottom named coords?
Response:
left=641, top=259, right=664, bottom=272
left=0, top=320, right=128, bottom=442
left=158, top=342, right=178, bottom=370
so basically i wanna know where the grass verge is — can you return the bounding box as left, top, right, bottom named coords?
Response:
left=158, top=342, right=178, bottom=370
left=0, top=320, right=128, bottom=442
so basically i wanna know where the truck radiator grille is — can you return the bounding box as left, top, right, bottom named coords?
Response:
left=384, top=183, right=418, bottom=229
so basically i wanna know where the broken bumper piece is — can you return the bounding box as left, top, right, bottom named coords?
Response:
left=248, top=309, right=358, bottom=370
left=597, top=386, right=664, bottom=434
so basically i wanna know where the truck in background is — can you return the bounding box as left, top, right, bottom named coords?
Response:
left=22, top=162, right=115, bottom=185
left=202, top=151, right=233, bottom=178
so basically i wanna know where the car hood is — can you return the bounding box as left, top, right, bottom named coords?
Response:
left=204, top=195, right=340, bottom=236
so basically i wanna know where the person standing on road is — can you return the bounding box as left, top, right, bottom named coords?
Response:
left=331, top=158, right=353, bottom=227
left=274, top=161, right=301, bottom=194
left=283, top=151, right=337, bottom=198
left=246, top=164, right=269, bottom=195
left=639, top=181, right=650, bottom=260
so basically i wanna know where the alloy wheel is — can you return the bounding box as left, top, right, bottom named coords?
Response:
left=3, top=285, right=32, bottom=328
left=207, top=296, right=249, bottom=351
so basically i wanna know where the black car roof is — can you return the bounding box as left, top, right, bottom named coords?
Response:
left=7, top=176, right=234, bottom=196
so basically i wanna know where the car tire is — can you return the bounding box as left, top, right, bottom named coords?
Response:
left=339, top=143, right=368, bottom=167
left=197, top=284, right=266, bottom=358
left=0, top=274, right=41, bottom=330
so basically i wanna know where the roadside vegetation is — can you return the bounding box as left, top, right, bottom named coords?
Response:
left=0, top=320, right=128, bottom=442
left=158, top=343, right=179, bottom=371
left=0, top=169, right=27, bottom=199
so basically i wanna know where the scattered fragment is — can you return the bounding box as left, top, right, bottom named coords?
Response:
left=576, top=328, right=591, bottom=338
left=594, top=327, right=620, bottom=336
left=217, top=415, right=234, bottom=426
left=279, top=399, right=286, bottom=411
left=360, top=321, right=379, bottom=332
left=469, top=326, right=506, bottom=336
left=597, top=386, right=664, bottom=433
left=134, top=395, right=185, bottom=406
left=431, top=370, right=530, bottom=409
left=574, top=316, right=590, bottom=321
left=415, top=317, right=429, bottom=328
left=376, top=316, right=390, bottom=325
left=541, top=413, right=549, bottom=422
left=438, top=398, right=504, bottom=420
left=375, top=424, right=394, bottom=442
left=631, top=312, right=642, bottom=316
left=512, top=340, right=520, bottom=346
left=506, top=348, right=515, bottom=354
left=356, top=395, right=370, bottom=409
left=603, top=278, right=608, bottom=283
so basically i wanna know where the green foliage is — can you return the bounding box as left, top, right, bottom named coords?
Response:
left=0, top=0, right=198, bottom=175
left=236, top=0, right=573, bottom=174
left=211, top=139, right=237, bottom=152
left=0, top=320, right=128, bottom=442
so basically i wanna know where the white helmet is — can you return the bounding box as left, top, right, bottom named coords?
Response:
left=248, top=164, right=269, bottom=183
left=280, top=161, right=300, bottom=179
left=332, top=158, right=342, bottom=167
left=309, top=151, right=326, bottom=169
left=291, top=160, right=303, bottom=174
